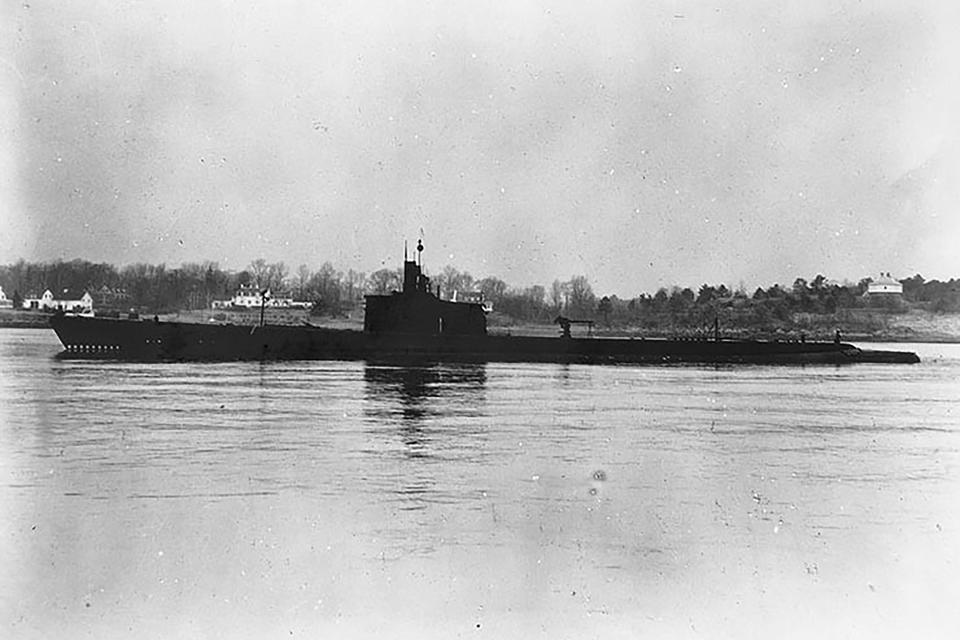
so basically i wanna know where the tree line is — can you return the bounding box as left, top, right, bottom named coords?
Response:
left=1, top=257, right=957, bottom=321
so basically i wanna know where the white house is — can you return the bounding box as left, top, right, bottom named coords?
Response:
left=451, top=290, right=493, bottom=313
left=235, top=284, right=264, bottom=307
left=22, top=288, right=93, bottom=314
left=212, top=284, right=311, bottom=310
left=22, top=289, right=55, bottom=310
left=867, top=273, right=903, bottom=296
left=212, top=284, right=267, bottom=309
left=55, top=289, right=94, bottom=314
left=0, top=285, right=12, bottom=309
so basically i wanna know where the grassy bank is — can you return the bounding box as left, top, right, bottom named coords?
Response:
left=0, top=310, right=53, bottom=329
left=489, top=309, right=960, bottom=343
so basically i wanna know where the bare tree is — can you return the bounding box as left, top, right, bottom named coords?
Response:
left=478, top=276, right=508, bottom=307
left=296, top=264, right=312, bottom=299
left=368, top=268, right=401, bottom=295
left=549, top=279, right=565, bottom=313
left=248, top=259, right=269, bottom=289
left=266, top=261, right=288, bottom=292
left=343, top=269, right=366, bottom=304
left=567, top=275, right=595, bottom=317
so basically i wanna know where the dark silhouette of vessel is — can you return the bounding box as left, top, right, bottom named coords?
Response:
left=49, top=241, right=920, bottom=365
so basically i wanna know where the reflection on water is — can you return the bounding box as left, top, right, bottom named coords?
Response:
left=3, top=330, right=960, bottom=639
left=363, top=363, right=487, bottom=424
left=362, top=364, right=489, bottom=519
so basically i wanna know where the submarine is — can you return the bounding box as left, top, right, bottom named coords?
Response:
left=49, top=241, right=920, bottom=365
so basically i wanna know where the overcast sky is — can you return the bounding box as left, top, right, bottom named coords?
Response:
left=2, top=1, right=958, bottom=296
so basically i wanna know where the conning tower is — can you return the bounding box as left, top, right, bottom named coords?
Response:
left=363, top=239, right=487, bottom=336
left=402, top=239, right=431, bottom=294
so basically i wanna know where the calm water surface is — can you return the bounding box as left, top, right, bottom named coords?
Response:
left=1, top=329, right=958, bottom=639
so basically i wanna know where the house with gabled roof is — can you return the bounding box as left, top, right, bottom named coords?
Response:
left=55, top=289, right=94, bottom=314
left=866, top=273, right=903, bottom=296
left=90, top=285, right=131, bottom=311
left=21, top=288, right=93, bottom=314
left=22, top=289, right=55, bottom=310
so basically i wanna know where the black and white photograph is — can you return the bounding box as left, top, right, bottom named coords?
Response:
left=2, top=1, right=959, bottom=638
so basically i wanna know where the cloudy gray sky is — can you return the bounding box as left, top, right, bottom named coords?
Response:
left=2, top=0, right=958, bottom=296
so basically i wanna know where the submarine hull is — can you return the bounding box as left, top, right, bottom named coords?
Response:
left=49, top=315, right=920, bottom=365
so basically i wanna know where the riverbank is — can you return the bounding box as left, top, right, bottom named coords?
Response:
left=0, top=310, right=53, bottom=329
left=489, top=309, right=960, bottom=343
